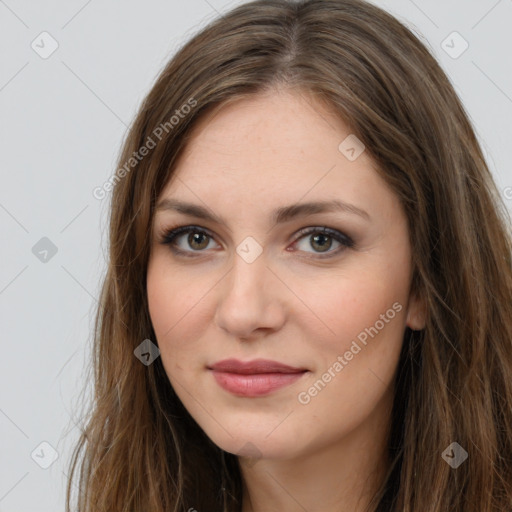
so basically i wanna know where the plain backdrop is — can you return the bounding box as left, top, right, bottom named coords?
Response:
left=0, top=0, right=511, bottom=510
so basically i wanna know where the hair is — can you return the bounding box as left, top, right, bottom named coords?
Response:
left=65, top=0, right=512, bottom=510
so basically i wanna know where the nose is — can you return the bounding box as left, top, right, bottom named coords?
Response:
left=214, top=250, right=286, bottom=340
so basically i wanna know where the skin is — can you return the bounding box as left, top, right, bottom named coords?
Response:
left=146, top=88, right=426, bottom=512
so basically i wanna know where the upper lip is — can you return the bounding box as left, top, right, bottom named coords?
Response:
left=208, top=358, right=307, bottom=374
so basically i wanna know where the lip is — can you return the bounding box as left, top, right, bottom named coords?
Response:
left=207, top=358, right=308, bottom=397
left=208, top=358, right=307, bottom=374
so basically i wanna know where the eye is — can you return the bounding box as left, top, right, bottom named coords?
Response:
left=158, top=225, right=354, bottom=258
left=159, top=225, right=218, bottom=257
left=291, top=226, right=354, bottom=258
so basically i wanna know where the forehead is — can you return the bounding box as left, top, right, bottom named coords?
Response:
left=177, top=90, right=349, bottom=165
left=158, top=90, right=395, bottom=223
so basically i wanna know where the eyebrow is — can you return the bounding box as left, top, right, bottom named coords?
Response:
left=155, top=198, right=371, bottom=226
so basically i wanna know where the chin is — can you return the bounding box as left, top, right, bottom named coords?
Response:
left=199, top=420, right=299, bottom=461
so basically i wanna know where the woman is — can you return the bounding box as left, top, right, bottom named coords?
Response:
left=66, top=0, right=512, bottom=510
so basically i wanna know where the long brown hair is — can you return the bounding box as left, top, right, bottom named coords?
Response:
left=65, top=0, right=512, bottom=510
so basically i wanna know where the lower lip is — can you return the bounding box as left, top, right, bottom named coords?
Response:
left=210, top=370, right=307, bottom=397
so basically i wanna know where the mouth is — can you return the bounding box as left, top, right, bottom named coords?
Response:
left=207, top=358, right=309, bottom=397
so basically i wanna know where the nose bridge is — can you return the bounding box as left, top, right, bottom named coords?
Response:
left=226, top=244, right=269, bottom=302
left=214, top=243, right=285, bottom=337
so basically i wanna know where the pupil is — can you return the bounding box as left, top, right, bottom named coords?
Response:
left=312, top=234, right=331, bottom=252
left=185, top=232, right=333, bottom=252
left=189, top=232, right=208, bottom=250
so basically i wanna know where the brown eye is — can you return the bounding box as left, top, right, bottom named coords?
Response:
left=160, top=225, right=218, bottom=256
left=160, top=225, right=354, bottom=259
left=186, top=232, right=210, bottom=250
left=309, top=232, right=332, bottom=252
left=292, top=227, right=354, bottom=258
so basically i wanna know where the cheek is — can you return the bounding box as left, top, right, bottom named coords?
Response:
left=291, top=276, right=408, bottom=440
left=302, top=264, right=407, bottom=338
left=146, top=256, right=215, bottom=366
left=300, top=263, right=410, bottom=384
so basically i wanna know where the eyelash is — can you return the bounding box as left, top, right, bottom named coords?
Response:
left=157, top=224, right=355, bottom=259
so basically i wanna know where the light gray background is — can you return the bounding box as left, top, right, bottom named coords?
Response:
left=0, top=1, right=511, bottom=510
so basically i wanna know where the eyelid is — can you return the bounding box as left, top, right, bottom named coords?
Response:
left=158, top=224, right=354, bottom=258
left=159, top=225, right=218, bottom=256
left=293, top=226, right=354, bottom=248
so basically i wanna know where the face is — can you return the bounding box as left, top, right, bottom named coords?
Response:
left=146, top=89, right=426, bottom=462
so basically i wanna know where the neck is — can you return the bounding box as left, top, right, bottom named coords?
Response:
left=239, top=386, right=393, bottom=512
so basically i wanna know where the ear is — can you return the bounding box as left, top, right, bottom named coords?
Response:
left=406, top=289, right=427, bottom=331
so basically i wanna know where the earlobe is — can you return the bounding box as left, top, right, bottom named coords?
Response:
left=406, top=291, right=427, bottom=331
